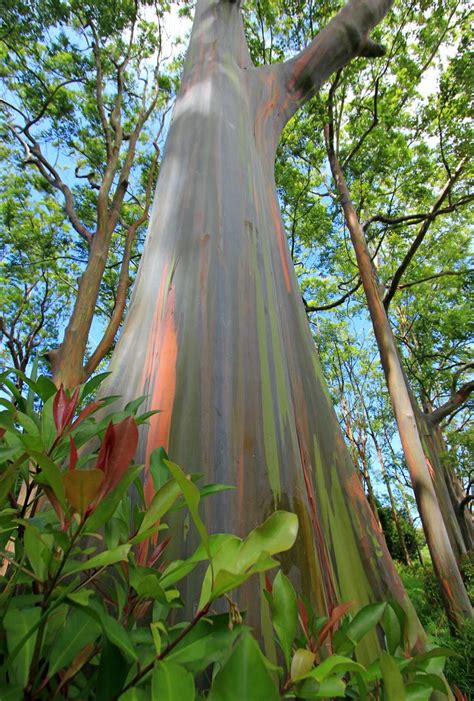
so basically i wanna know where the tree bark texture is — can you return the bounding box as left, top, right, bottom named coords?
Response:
left=324, top=135, right=472, bottom=628
left=104, top=0, right=423, bottom=655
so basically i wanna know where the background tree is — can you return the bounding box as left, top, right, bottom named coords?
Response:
left=0, top=0, right=180, bottom=384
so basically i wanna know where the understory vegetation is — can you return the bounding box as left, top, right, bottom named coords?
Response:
left=0, top=373, right=464, bottom=699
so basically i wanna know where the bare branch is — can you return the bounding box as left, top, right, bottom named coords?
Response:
left=304, top=278, right=362, bottom=312
left=396, top=269, right=473, bottom=291
left=383, top=158, right=467, bottom=309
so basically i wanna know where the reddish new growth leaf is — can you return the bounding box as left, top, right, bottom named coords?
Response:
left=264, top=573, right=273, bottom=594
left=148, top=536, right=172, bottom=568
left=298, top=598, right=310, bottom=641
left=53, top=386, right=80, bottom=435
left=96, top=416, right=139, bottom=501
left=316, top=601, right=353, bottom=651
left=71, top=400, right=102, bottom=429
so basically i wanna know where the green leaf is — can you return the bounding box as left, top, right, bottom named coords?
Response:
left=210, top=552, right=279, bottom=600
left=298, top=675, right=346, bottom=698
left=28, top=450, right=68, bottom=512
left=235, top=511, right=299, bottom=572
left=48, top=608, right=101, bottom=676
left=149, top=447, right=170, bottom=490
left=85, top=465, right=143, bottom=532
left=291, top=648, right=316, bottom=682
left=306, top=654, right=366, bottom=682
left=0, top=684, right=23, bottom=701
left=165, top=460, right=211, bottom=558
left=208, top=632, right=280, bottom=701
left=4, top=607, right=41, bottom=686
left=96, top=641, right=131, bottom=701
left=81, top=372, right=111, bottom=400
left=85, top=601, right=138, bottom=661
left=0, top=464, right=19, bottom=504
left=406, top=646, right=454, bottom=673
left=380, top=651, right=406, bottom=701
left=336, top=602, right=386, bottom=653
left=65, top=544, right=131, bottom=574
left=383, top=602, right=403, bottom=655
left=199, top=483, right=234, bottom=498
left=404, top=682, right=434, bottom=701
left=40, top=395, right=56, bottom=451
left=24, top=526, right=53, bottom=581
left=151, top=660, right=195, bottom=701
left=270, top=571, right=298, bottom=669
left=138, top=477, right=182, bottom=535
left=16, top=412, right=40, bottom=437
left=36, top=376, right=58, bottom=401
left=167, top=615, right=246, bottom=672
left=118, top=688, right=149, bottom=701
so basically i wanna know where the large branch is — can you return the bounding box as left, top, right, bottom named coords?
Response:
left=383, top=158, right=466, bottom=309
left=279, top=0, right=393, bottom=118
left=428, top=381, right=474, bottom=426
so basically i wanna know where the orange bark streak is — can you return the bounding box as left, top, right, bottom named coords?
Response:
left=144, top=285, right=178, bottom=505
left=269, top=189, right=292, bottom=293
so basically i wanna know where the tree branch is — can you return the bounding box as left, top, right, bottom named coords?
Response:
left=396, top=269, right=473, bottom=291
left=277, top=0, right=392, bottom=119
left=304, top=278, right=362, bottom=312
left=383, top=158, right=467, bottom=309
left=428, top=380, right=474, bottom=426
left=82, top=145, right=160, bottom=378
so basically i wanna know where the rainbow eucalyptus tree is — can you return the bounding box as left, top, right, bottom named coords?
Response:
left=105, top=0, right=421, bottom=652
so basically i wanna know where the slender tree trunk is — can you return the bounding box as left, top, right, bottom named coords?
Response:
left=422, top=410, right=473, bottom=553
left=103, top=0, right=425, bottom=654
left=51, top=231, right=113, bottom=388
left=324, top=132, right=472, bottom=628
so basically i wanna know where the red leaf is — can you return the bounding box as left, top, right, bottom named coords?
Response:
left=264, top=574, right=273, bottom=594
left=96, top=416, right=139, bottom=499
left=316, top=601, right=353, bottom=650
left=69, top=436, right=78, bottom=471
left=53, top=385, right=68, bottom=433
left=71, top=400, right=102, bottom=429
left=298, top=598, right=309, bottom=639
left=62, top=387, right=80, bottom=431
left=147, top=536, right=171, bottom=568
left=44, top=486, right=68, bottom=530
left=53, top=386, right=80, bottom=434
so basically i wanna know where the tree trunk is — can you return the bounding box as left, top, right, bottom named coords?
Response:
left=324, top=135, right=472, bottom=628
left=103, top=0, right=422, bottom=655
left=421, top=409, right=474, bottom=553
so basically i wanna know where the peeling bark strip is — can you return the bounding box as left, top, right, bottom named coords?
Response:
left=104, top=0, right=425, bottom=649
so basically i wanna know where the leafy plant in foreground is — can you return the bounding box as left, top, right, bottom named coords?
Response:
left=0, top=370, right=454, bottom=699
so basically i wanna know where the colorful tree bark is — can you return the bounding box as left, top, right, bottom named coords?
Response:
left=104, top=0, right=424, bottom=655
